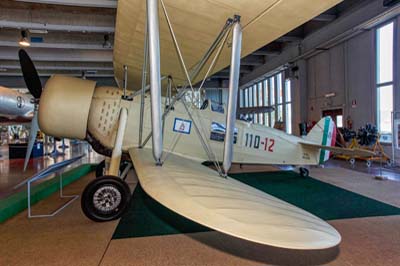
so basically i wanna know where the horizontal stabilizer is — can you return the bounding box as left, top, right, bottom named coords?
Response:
left=300, top=142, right=375, bottom=157
left=129, top=148, right=341, bottom=250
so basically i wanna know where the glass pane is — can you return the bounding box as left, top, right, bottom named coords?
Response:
left=277, top=73, right=283, bottom=104
left=253, top=85, right=258, bottom=107
left=244, top=88, right=249, bottom=107
left=285, top=79, right=291, bottom=102
left=258, top=82, right=263, bottom=107
left=377, top=22, right=394, bottom=84
left=254, top=112, right=258, bottom=123
left=263, top=80, right=269, bottom=106
left=336, top=115, right=343, bottom=128
left=248, top=86, right=253, bottom=107
left=286, top=103, right=292, bottom=134
left=277, top=104, right=283, bottom=122
left=265, top=112, right=270, bottom=126
left=270, top=110, right=275, bottom=127
left=377, top=85, right=393, bottom=133
left=270, top=77, right=275, bottom=105
left=259, top=113, right=264, bottom=125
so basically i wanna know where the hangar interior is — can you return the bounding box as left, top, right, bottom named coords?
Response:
left=1, top=0, right=400, bottom=266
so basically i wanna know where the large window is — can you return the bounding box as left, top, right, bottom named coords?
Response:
left=376, top=22, right=394, bottom=138
left=239, top=71, right=293, bottom=132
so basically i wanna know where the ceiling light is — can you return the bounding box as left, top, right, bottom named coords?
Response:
left=19, top=30, right=30, bottom=47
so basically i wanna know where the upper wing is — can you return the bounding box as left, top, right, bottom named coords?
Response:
left=114, top=0, right=342, bottom=90
left=129, top=148, right=341, bottom=250
left=299, top=142, right=376, bottom=157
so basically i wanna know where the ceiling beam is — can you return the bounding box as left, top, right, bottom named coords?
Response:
left=252, top=49, right=281, bottom=56
left=0, top=76, right=117, bottom=88
left=276, top=35, right=302, bottom=42
left=15, top=0, right=117, bottom=8
left=0, top=47, right=113, bottom=62
left=0, top=64, right=113, bottom=71
left=0, top=41, right=112, bottom=50
left=0, top=20, right=114, bottom=33
left=312, top=14, right=337, bottom=22
left=0, top=72, right=114, bottom=78
left=241, top=55, right=265, bottom=66
left=220, top=65, right=253, bottom=74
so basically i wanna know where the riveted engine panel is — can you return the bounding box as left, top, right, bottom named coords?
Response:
left=87, top=87, right=122, bottom=149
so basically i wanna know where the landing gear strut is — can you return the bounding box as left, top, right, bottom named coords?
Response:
left=81, top=176, right=131, bottom=222
left=95, top=159, right=131, bottom=178
left=83, top=100, right=132, bottom=222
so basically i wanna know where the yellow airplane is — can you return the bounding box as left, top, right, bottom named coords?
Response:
left=19, top=0, right=373, bottom=251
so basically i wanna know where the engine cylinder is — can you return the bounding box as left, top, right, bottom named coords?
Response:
left=38, top=75, right=96, bottom=139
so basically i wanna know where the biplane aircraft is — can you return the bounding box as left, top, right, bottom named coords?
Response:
left=19, top=0, right=376, bottom=251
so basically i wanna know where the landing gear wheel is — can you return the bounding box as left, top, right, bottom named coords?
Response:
left=349, top=158, right=356, bottom=166
left=299, top=167, right=309, bottom=177
left=95, top=160, right=130, bottom=178
left=366, top=160, right=372, bottom=168
left=81, top=176, right=131, bottom=222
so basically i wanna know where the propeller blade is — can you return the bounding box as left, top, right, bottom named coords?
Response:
left=18, top=49, right=42, bottom=99
left=23, top=110, right=39, bottom=171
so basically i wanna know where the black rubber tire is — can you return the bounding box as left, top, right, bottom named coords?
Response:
left=95, top=160, right=130, bottom=178
left=299, top=167, right=309, bottom=178
left=81, top=176, right=131, bottom=222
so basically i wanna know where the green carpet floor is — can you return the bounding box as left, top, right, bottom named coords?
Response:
left=0, top=164, right=95, bottom=223
left=113, top=171, right=400, bottom=239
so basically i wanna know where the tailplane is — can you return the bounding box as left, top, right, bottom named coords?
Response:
left=304, top=117, right=337, bottom=164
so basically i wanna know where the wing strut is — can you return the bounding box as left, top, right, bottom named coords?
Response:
left=147, top=0, right=163, bottom=165
left=138, top=15, right=149, bottom=148
left=223, top=16, right=242, bottom=175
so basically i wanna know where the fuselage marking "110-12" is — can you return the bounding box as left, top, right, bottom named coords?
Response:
left=244, top=132, right=275, bottom=152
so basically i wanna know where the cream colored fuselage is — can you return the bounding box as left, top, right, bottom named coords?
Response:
left=86, top=87, right=320, bottom=166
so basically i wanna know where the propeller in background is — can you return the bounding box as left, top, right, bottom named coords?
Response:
left=18, top=49, right=43, bottom=171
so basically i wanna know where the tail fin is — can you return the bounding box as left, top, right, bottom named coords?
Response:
left=305, top=117, right=337, bottom=164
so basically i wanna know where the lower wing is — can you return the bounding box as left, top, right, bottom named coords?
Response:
left=129, top=148, right=341, bottom=250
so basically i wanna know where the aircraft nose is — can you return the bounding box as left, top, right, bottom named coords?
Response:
left=38, top=75, right=96, bottom=140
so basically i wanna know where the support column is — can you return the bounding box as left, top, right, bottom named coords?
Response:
left=147, top=0, right=163, bottom=164
left=223, top=16, right=242, bottom=175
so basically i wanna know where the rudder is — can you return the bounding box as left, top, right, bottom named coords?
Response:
left=305, top=117, right=336, bottom=164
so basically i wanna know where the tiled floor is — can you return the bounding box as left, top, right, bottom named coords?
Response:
left=1, top=163, right=400, bottom=266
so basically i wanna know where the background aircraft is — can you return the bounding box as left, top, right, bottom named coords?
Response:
left=0, top=86, right=33, bottom=123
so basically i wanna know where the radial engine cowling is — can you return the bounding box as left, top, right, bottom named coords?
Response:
left=38, top=75, right=96, bottom=140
